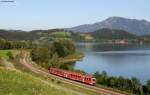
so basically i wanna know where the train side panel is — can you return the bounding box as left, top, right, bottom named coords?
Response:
left=49, top=67, right=95, bottom=85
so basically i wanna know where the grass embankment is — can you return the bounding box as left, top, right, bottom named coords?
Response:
left=0, top=68, right=77, bottom=95
left=0, top=50, right=78, bottom=95
left=11, top=51, right=100, bottom=95
left=59, top=51, right=84, bottom=63
left=0, top=50, right=100, bottom=95
left=0, top=50, right=19, bottom=67
left=0, top=50, right=19, bottom=59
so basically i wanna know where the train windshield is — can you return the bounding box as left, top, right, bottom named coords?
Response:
left=92, top=78, right=96, bottom=81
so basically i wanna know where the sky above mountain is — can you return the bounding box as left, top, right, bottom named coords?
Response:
left=0, top=0, right=150, bottom=30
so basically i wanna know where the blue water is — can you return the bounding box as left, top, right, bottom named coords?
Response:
left=75, top=43, right=150, bottom=84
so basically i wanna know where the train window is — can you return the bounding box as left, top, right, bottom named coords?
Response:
left=92, top=78, right=96, bottom=81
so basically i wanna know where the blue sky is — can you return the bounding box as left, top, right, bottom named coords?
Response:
left=0, top=0, right=149, bottom=30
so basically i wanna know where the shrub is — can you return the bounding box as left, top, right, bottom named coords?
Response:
left=6, top=51, right=14, bottom=59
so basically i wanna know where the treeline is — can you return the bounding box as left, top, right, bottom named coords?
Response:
left=0, top=29, right=40, bottom=40
left=71, top=28, right=141, bottom=42
left=94, top=71, right=150, bottom=95
left=0, top=39, right=34, bottom=49
left=89, top=28, right=137, bottom=40
left=0, top=28, right=142, bottom=42
left=0, top=29, right=66, bottom=41
left=31, top=40, right=76, bottom=68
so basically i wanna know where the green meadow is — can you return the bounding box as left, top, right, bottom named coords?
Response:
left=0, top=50, right=19, bottom=58
left=0, top=68, right=77, bottom=95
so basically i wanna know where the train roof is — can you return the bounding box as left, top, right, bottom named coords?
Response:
left=50, top=67, right=94, bottom=77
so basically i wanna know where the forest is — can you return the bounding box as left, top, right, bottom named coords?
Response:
left=94, top=71, right=150, bottom=95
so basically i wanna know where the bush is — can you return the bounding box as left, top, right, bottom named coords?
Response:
left=59, top=64, right=69, bottom=70
left=57, top=81, right=61, bottom=84
left=6, top=51, right=14, bottom=59
left=31, top=39, right=76, bottom=69
left=51, top=78, right=55, bottom=82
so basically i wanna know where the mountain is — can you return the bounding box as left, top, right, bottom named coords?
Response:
left=69, top=17, right=150, bottom=35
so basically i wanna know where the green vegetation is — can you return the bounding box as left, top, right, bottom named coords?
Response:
left=90, top=28, right=137, bottom=40
left=10, top=52, right=100, bottom=95
left=2, top=29, right=150, bottom=95
left=50, top=32, right=71, bottom=38
left=1, top=28, right=150, bottom=44
left=0, top=68, right=77, bottom=95
left=0, top=29, right=39, bottom=40
left=6, top=51, right=14, bottom=59
left=0, top=50, right=18, bottom=59
left=94, top=71, right=150, bottom=95
left=71, top=33, right=95, bottom=42
left=0, top=29, right=69, bottom=41
left=0, top=39, right=34, bottom=50
left=59, top=51, right=84, bottom=63
left=31, top=39, right=80, bottom=69
left=0, top=58, right=3, bottom=66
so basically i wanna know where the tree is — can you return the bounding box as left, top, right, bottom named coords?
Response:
left=108, top=77, right=116, bottom=87
left=94, top=71, right=144, bottom=94
left=59, top=63, right=69, bottom=70
left=101, top=71, right=108, bottom=85
left=147, top=80, right=150, bottom=94
left=49, top=53, right=59, bottom=68
left=30, top=39, right=76, bottom=69
left=131, top=77, right=142, bottom=94
left=0, top=39, right=34, bottom=49
left=7, top=51, right=14, bottom=59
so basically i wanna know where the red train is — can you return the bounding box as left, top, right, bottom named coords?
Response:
left=48, top=67, right=96, bottom=85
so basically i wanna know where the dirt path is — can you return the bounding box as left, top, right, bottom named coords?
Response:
left=19, top=52, right=130, bottom=95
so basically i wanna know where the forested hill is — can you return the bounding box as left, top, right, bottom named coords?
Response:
left=0, top=29, right=39, bottom=40
left=0, top=28, right=142, bottom=42
left=68, top=17, right=150, bottom=35
left=0, top=29, right=65, bottom=40
left=89, top=28, right=137, bottom=40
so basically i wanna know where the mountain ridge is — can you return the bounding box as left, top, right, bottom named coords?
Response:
left=68, top=17, right=150, bottom=35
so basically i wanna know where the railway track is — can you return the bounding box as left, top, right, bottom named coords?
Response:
left=20, top=52, right=131, bottom=95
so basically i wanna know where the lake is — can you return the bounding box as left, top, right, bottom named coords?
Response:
left=75, top=43, right=150, bottom=84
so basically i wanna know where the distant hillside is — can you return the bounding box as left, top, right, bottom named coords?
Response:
left=0, top=28, right=143, bottom=42
left=69, top=17, right=150, bottom=35
left=88, top=28, right=137, bottom=40
left=0, top=29, right=65, bottom=40
left=0, top=29, right=39, bottom=40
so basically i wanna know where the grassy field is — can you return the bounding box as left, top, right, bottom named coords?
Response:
left=0, top=50, right=19, bottom=59
left=0, top=68, right=77, bottom=95
left=50, top=32, right=71, bottom=38
left=0, top=50, right=18, bottom=66
left=59, top=51, right=84, bottom=63
left=0, top=50, right=100, bottom=95
left=11, top=52, right=100, bottom=95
